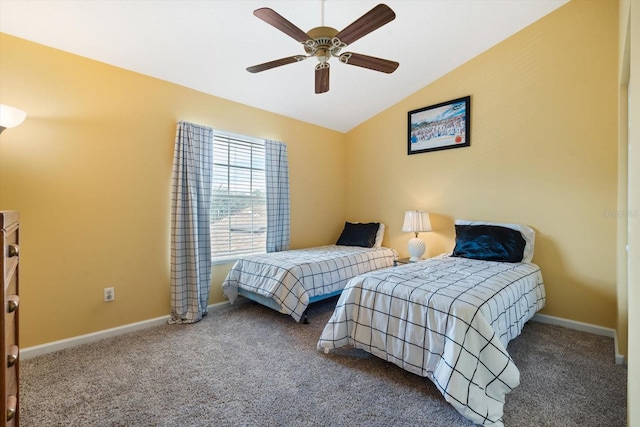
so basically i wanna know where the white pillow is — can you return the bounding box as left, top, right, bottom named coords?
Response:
left=374, top=223, right=385, bottom=248
left=454, top=219, right=535, bottom=263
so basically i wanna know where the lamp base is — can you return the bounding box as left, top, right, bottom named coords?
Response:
left=407, top=237, right=426, bottom=262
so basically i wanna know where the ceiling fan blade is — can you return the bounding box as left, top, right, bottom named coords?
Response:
left=315, top=65, right=330, bottom=94
left=247, top=56, right=306, bottom=73
left=335, top=4, right=396, bottom=46
left=253, top=8, right=311, bottom=44
left=339, top=52, right=399, bottom=73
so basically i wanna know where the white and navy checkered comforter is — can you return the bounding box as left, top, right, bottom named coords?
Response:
left=222, top=245, right=398, bottom=322
left=317, top=255, right=545, bottom=426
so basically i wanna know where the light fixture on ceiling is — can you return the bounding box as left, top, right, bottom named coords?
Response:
left=402, top=210, right=432, bottom=262
left=246, top=2, right=398, bottom=94
left=305, top=0, right=344, bottom=68
left=0, top=104, right=27, bottom=134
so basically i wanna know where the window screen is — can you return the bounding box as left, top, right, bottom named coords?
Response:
left=210, top=132, right=266, bottom=262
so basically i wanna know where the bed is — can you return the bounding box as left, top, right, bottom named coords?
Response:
left=222, top=222, right=398, bottom=323
left=317, top=220, right=545, bottom=427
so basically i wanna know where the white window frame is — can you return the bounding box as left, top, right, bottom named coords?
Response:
left=210, top=130, right=267, bottom=264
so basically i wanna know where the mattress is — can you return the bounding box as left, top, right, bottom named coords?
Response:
left=222, top=245, right=398, bottom=322
left=317, top=255, right=545, bottom=426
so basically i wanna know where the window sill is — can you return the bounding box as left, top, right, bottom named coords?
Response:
left=211, top=252, right=266, bottom=266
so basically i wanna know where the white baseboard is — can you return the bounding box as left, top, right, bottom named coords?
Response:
left=532, top=313, right=626, bottom=365
left=20, top=315, right=170, bottom=360
left=21, top=305, right=626, bottom=365
left=20, top=301, right=230, bottom=360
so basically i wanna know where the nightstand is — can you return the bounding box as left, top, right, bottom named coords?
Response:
left=394, top=257, right=422, bottom=266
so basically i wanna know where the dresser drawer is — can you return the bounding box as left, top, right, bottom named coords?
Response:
left=4, top=273, right=17, bottom=303
left=3, top=223, right=19, bottom=259
left=5, top=365, right=18, bottom=396
left=3, top=222, right=19, bottom=295
left=5, top=364, right=17, bottom=400
left=5, top=395, right=17, bottom=426
left=3, top=226, right=18, bottom=247
left=4, top=310, right=16, bottom=349
left=1, top=211, right=19, bottom=427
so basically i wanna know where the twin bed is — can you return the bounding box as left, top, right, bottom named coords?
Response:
left=222, top=222, right=398, bottom=323
left=223, top=220, right=545, bottom=426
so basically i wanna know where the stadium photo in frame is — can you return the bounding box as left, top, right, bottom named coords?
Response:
left=408, top=96, right=471, bottom=155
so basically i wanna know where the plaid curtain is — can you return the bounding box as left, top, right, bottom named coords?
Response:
left=265, top=140, right=290, bottom=252
left=169, top=121, right=213, bottom=323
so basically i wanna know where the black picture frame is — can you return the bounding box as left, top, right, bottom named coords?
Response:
left=408, top=96, right=471, bottom=155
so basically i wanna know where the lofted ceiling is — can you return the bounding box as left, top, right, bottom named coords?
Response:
left=0, top=0, right=567, bottom=133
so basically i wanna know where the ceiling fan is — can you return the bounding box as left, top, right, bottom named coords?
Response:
left=246, top=3, right=399, bottom=94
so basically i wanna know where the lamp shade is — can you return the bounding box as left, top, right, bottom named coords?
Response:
left=0, top=104, right=27, bottom=133
left=402, top=210, right=432, bottom=233
left=402, top=211, right=431, bottom=261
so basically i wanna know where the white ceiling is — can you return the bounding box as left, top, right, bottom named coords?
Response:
left=0, top=0, right=567, bottom=133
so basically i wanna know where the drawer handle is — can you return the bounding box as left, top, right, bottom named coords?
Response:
left=7, top=295, right=19, bottom=313
left=7, top=345, right=19, bottom=368
left=8, top=244, right=19, bottom=258
left=6, top=395, right=17, bottom=421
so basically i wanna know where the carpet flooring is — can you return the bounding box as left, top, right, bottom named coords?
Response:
left=20, top=297, right=627, bottom=426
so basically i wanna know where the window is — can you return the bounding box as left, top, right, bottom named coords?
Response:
left=210, top=131, right=266, bottom=262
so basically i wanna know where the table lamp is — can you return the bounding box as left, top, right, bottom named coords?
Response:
left=402, top=210, right=431, bottom=261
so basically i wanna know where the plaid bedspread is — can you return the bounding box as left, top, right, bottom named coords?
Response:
left=222, top=245, right=398, bottom=322
left=317, top=255, right=545, bottom=426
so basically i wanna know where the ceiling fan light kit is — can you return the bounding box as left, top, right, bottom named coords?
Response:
left=247, top=3, right=399, bottom=94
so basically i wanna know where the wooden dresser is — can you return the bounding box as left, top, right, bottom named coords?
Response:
left=1, top=211, right=19, bottom=426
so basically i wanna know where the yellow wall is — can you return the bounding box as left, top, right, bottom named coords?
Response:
left=0, top=34, right=346, bottom=347
left=0, top=0, right=623, bottom=350
left=345, top=0, right=619, bottom=328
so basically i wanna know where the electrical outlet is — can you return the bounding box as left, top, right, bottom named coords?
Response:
left=104, top=287, right=115, bottom=302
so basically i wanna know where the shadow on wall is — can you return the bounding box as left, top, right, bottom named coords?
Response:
left=426, top=213, right=456, bottom=256
left=533, top=232, right=616, bottom=327
left=383, top=212, right=616, bottom=329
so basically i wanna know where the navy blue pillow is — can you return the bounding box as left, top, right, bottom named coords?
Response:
left=336, top=222, right=380, bottom=248
left=452, top=224, right=526, bottom=263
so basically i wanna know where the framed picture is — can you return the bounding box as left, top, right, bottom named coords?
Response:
left=408, top=96, right=471, bottom=155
